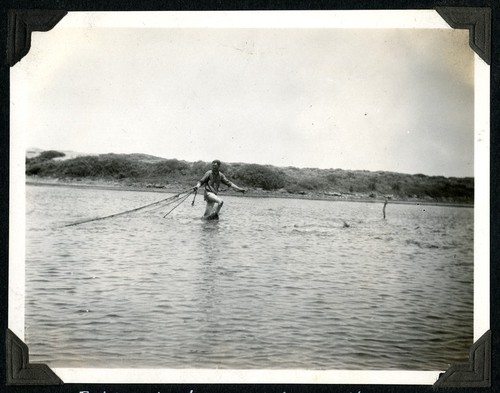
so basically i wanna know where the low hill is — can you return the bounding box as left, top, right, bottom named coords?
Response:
left=25, top=150, right=474, bottom=204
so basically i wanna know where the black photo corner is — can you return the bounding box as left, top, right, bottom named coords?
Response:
left=0, top=1, right=498, bottom=393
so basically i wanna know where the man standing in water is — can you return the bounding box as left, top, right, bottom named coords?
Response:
left=193, top=160, right=246, bottom=219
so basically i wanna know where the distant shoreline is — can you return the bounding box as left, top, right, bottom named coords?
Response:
left=26, top=178, right=474, bottom=209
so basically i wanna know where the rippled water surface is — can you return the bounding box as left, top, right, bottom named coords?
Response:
left=25, top=184, right=474, bottom=370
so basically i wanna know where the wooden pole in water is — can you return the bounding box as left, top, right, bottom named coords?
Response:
left=191, top=188, right=198, bottom=206
left=383, top=199, right=388, bottom=219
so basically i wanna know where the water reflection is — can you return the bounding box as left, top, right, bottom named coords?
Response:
left=191, top=220, right=224, bottom=361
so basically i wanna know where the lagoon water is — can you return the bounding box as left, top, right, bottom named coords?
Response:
left=24, top=184, right=474, bottom=370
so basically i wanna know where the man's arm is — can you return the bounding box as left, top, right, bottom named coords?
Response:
left=221, top=173, right=246, bottom=193
left=193, top=171, right=210, bottom=191
left=230, top=183, right=246, bottom=193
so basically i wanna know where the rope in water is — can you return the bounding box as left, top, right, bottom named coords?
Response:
left=163, top=190, right=194, bottom=218
left=141, top=192, right=187, bottom=213
left=64, top=189, right=192, bottom=227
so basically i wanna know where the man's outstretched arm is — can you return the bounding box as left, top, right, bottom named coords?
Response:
left=228, top=182, right=246, bottom=193
left=221, top=173, right=245, bottom=193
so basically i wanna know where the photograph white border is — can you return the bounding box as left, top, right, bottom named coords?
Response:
left=9, top=9, right=490, bottom=385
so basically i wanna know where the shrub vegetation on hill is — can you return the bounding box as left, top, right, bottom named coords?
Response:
left=25, top=150, right=474, bottom=204
left=233, top=164, right=287, bottom=190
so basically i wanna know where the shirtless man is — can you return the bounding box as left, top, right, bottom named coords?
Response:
left=193, top=160, right=246, bottom=219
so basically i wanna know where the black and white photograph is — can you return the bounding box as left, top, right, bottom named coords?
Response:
left=8, top=10, right=490, bottom=385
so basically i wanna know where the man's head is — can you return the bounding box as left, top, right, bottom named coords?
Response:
left=212, top=160, right=221, bottom=172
